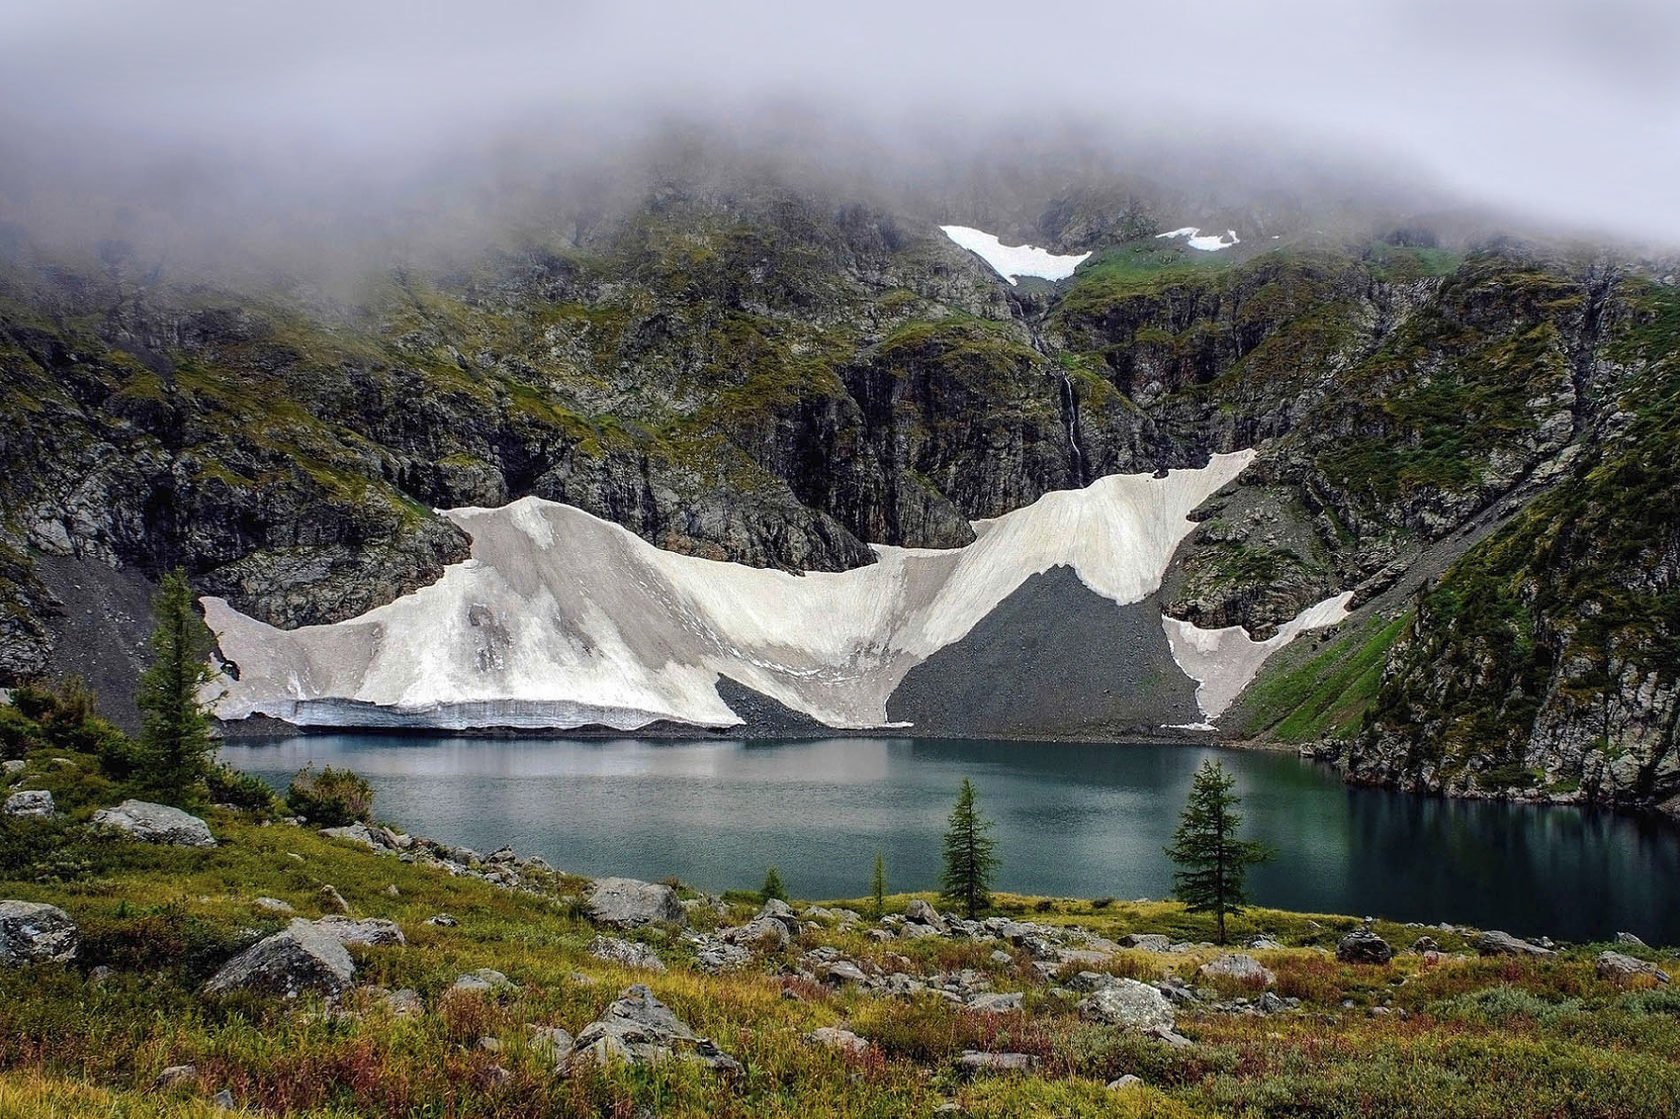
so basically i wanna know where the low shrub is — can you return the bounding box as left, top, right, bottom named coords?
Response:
left=286, top=765, right=374, bottom=825
left=205, top=764, right=283, bottom=816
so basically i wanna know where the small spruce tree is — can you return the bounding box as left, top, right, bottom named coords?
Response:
left=761, top=865, right=786, bottom=902
left=1164, top=759, right=1270, bottom=944
left=871, top=851, right=887, bottom=918
left=135, top=569, right=218, bottom=802
left=940, top=778, right=998, bottom=918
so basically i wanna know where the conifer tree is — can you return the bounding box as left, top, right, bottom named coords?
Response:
left=871, top=851, right=887, bottom=918
left=761, top=865, right=786, bottom=902
left=1164, top=759, right=1270, bottom=944
left=940, top=778, right=998, bottom=918
left=135, top=568, right=218, bottom=801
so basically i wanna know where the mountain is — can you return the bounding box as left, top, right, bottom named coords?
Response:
left=2, top=154, right=1677, bottom=816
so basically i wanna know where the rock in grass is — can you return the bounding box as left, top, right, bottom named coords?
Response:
left=1596, top=951, right=1670, bottom=984
left=0, top=901, right=79, bottom=965
left=2, top=789, right=54, bottom=818
left=91, top=799, right=215, bottom=847
left=587, top=935, right=666, bottom=972
left=1077, top=979, right=1175, bottom=1032
left=452, top=968, right=518, bottom=994
left=805, top=1026, right=869, bottom=1053
left=2, top=760, right=24, bottom=780
left=1198, top=953, right=1276, bottom=986
left=966, top=991, right=1024, bottom=1012
left=203, top=920, right=354, bottom=998
left=955, top=1050, right=1035, bottom=1073
left=569, top=984, right=740, bottom=1073
left=1108, top=1074, right=1144, bottom=1090
left=425, top=913, right=458, bottom=927
left=1116, top=933, right=1172, bottom=952
left=1336, top=929, right=1395, bottom=964
left=316, top=885, right=350, bottom=915
left=1616, top=931, right=1648, bottom=947
left=585, top=878, right=686, bottom=929
left=152, top=1065, right=197, bottom=1090
left=312, top=916, right=406, bottom=947
left=254, top=897, right=296, bottom=916
left=1475, top=930, right=1553, bottom=957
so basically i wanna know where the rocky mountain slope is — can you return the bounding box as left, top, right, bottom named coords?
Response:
left=1, top=162, right=1677, bottom=813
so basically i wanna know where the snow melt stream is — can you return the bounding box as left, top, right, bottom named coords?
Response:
left=206, top=453, right=1263, bottom=733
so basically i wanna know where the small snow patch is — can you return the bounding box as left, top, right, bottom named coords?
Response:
left=939, top=225, right=1090, bottom=285
left=1156, top=227, right=1241, bottom=252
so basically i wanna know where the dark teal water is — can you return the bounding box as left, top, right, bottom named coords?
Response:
left=220, top=735, right=1680, bottom=945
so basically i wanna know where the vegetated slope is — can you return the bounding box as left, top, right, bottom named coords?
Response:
left=3, top=739, right=1679, bottom=1119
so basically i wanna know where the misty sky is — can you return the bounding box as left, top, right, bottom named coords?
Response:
left=1, top=0, right=1678, bottom=246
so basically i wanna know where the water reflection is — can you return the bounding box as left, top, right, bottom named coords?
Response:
left=221, top=735, right=1680, bottom=944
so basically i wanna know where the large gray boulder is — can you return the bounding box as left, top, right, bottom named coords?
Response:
left=1077, top=978, right=1176, bottom=1032
left=1475, top=930, right=1553, bottom=957
left=1117, top=933, right=1172, bottom=952
left=570, top=984, right=740, bottom=1073
left=203, top=920, right=354, bottom=998
left=91, top=800, right=216, bottom=847
left=1336, top=929, right=1395, bottom=965
left=587, top=935, right=666, bottom=972
left=1596, top=951, right=1670, bottom=984
left=0, top=900, right=79, bottom=964
left=585, top=878, right=686, bottom=928
left=1198, top=953, right=1276, bottom=987
left=3, top=789, right=55, bottom=818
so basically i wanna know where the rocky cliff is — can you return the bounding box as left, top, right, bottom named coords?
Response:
left=2, top=167, right=1677, bottom=813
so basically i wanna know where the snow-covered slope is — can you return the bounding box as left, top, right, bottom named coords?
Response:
left=1162, top=592, right=1354, bottom=722
left=1156, top=226, right=1242, bottom=251
left=939, top=225, right=1091, bottom=284
left=206, top=453, right=1259, bottom=733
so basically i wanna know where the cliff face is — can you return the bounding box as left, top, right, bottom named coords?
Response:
left=2, top=171, right=1678, bottom=814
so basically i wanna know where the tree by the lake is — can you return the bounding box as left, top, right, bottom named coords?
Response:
left=940, top=778, right=998, bottom=918
left=871, top=851, right=887, bottom=917
left=1164, top=759, right=1270, bottom=944
left=135, top=568, right=219, bottom=802
left=761, top=865, right=786, bottom=902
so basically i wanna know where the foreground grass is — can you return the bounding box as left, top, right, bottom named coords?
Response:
left=3, top=745, right=1678, bottom=1117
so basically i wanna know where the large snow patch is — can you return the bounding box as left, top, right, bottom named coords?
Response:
left=1162, top=592, right=1354, bottom=722
left=1156, top=227, right=1242, bottom=252
left=207, top=454, right=1258, bottom=733
left=939, top=225, right=1091, bottom=284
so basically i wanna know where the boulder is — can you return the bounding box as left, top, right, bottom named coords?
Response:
left=756, top=898, right=800, bottom=931
left=966, top=991, right=1024, bottom=1013
left=153, top=1065, right=197, bottom=1090
left=1409, top=935, right=1441, bottom=954
left=1336, top=929, right=1394, bottom=965
left=721, top=917, right=791, bottom=949
left=2, top=789, right=54, bottom=818
left=316, top=885, right=350, bottom=914
left=425, top=913, right=459, bottom=927
left=452, top=968, right=518, bottom=994
left=821, top=960, right=868, bottom=985
left=806, top=1026, right=869, bottom=1053
left=955, top=1051, right=1035, bottom=1073
left=203, top=920, right=354, bottom=998
left=1198, top=953, right=1276, bottom=987
left=585, top=878, right=686, bottom=928
left=1616, top=931, right=1648, bottom=947
left=1077, top=979, right=1176, bottom=1032
left=254, top=897, right=296, bottom=916
left=1108, top=1075, right=1144, bottom=1090
left=2, top=759, right=24, bottom=780
left=1475, top=930, right=1553, bottom=957
left=570, top=984, right=740, bottom=1073
left=91, top=800, right=215, bottom=847
left=1596, top=951, right=1670, bottom=984
left=312, top=916, right=407, bottom=947
left=694, top=940, right=752, bottom=973
left=904, top=899, right=946, bottom=929
left=0, top=900, right=79, bottom=965
left=588, top=935, right=666, bottom=972
left=1116, top=933, right=1172, bottom=952
left=529, top=1025, right=576, bottom=1065
left=318, top=823, right=381, bottom=849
